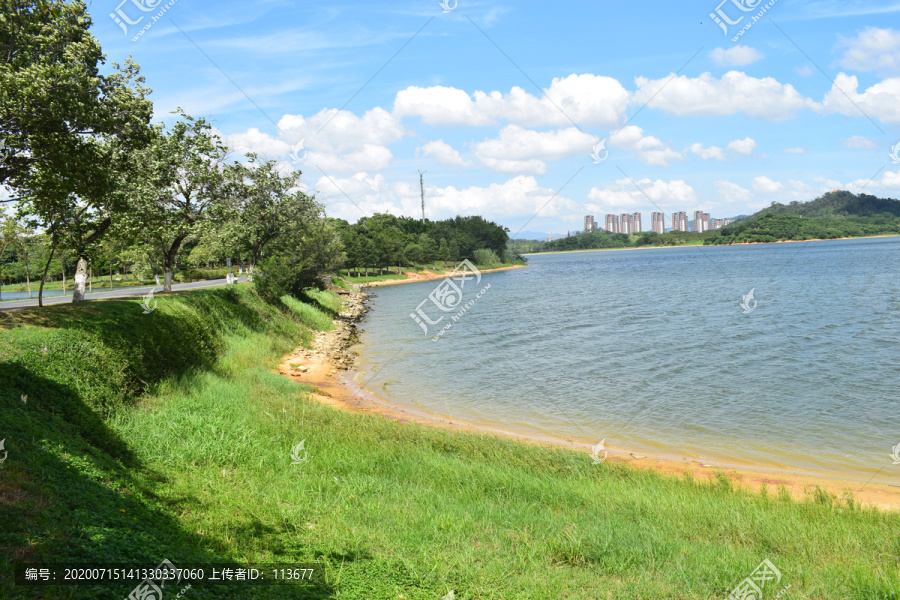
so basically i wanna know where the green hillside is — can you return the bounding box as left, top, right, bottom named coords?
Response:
left=705, top=191, right=900, bottom=245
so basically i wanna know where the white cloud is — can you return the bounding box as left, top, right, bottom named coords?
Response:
left=633, top=71, right=813, bottom=120
left=393, top=74, right=630, bottom=128
left=783, top=147, right=809, bottom=154
left=818, top=72, right=900, bottom=124
left=716, top=180, right=753, bottom=203
left=689, top=142, right=726, bottom=160
left=587, top=178, right=697, bottom=213
left=842, top=135, right=879, bottom=149
left=841, top=135, right=880, bottom=150
left=416, top=140, right=471, bottom=167
left=845, top=170, right=900, bottom=195
left=836, top=27, right=900, bottom=76
left=227, top=128, right=292, bottom=158
left=609, top=125, right=682, bottom=166
left=276, top=107, right=405, bottom=173
left=795, top=65, right=814, bottom=77
left=472, top=125, right=597, bottom=174
left=726, top=137, right=756, bottom=155
left=710, top=46, right=764, bottom=66
left=314, top=173, right=577, bottom=222
left=752, top=176, right=783, bottom=193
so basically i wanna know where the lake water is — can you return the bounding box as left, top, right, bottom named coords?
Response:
left=0, top=289, right=69, bottom=300
left=356, top=237, right=900, bottom=484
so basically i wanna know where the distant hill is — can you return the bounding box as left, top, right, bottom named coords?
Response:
left=704, top=191, right=900, bottom=245
left=751, top=190, right=900, bottom=220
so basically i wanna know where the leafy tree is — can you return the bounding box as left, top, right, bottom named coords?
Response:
left=224, top=156, right=318, bottom=269
left=0, top=0, right=153, bottom=302
left=123, top=114, right=228, bottom=292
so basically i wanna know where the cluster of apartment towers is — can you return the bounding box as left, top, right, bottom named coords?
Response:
left=581, top=211, right=732, bottom=236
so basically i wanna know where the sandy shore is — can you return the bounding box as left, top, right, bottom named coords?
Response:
left=359, top=264, right=527, bottom=287
left=278, top=288, right=900, bottom=511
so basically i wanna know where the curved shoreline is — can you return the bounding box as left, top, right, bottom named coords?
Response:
left=279, top=287, right=900, bottom=511
left=360, top=264, right=527, bottom=287
left=523, top=233, right=900, bottom=256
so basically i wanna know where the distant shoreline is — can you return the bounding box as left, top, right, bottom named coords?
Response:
left=523, top=233, right=900, bottom=256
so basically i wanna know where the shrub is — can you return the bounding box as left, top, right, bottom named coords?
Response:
left=473, top=248, right=501, bottom=268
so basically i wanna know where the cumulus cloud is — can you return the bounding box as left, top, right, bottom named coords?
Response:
left=842, top=135, right=880, bottom=149
left=609, top=125, right=682, bottom=166
left=416, top=140, right=471, bottom=166
left=472, top=125, right=598, bottom=174
left=716, top=180, right=753, bottom=203
left=633, top=72, right=813, bottom=120
left=836, top=27, right=900, bottom=76
left=227, top=128, right=292, bottom=158
left=752, top=175, right=783, bottom=193
left=726, top=137, right=756, bottom=155
left=710, top=46, right=764, bottom=66
left=689, top=142, right=726, bottom=160
left=587, top=178, right=697, bottom=212
left=393, top=74, right=630, bottom=128
left=277, top=107, right=404, bottom=173
left=314, top=173, right=577, bottom=223
left=818, top=73, right=900, bottom=124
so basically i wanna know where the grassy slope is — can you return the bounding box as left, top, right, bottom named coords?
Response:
left=1, top=287, right=898, bottom=599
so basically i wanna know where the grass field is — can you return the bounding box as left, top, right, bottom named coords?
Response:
left=0, top=286, right=897, bottom=599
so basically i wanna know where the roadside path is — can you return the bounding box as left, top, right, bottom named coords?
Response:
left=0, top=276, right=249, bottom=310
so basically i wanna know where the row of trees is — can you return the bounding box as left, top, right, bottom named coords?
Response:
left=0, top=0, right=340, bottom=303
left=332, top=214, right=514, bottom=276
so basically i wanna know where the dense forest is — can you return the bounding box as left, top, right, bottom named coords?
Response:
left=331, top=213, right=517, bottom=276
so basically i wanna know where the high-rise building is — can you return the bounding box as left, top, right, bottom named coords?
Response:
left=723, top=218, right=732, bottom=227
left=711, top=218, right=723, bottom=230
left=605, top=214, right=619, bottom=233
left=632, top=212, right=642, bottom=233
left=651, top=212, right=665, bottom=234
left=620, top=213, right=633, bottom=234
left=672, top=211, right=688, bottom=232
left=584, top=215, right=594, bottom=233
left=693, top=211, right=710, bottom=232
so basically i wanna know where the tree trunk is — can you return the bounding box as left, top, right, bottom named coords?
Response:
left=24, top=251, right=31, bottom=298
left=39, top=242, right=57, bottom=308
left=89, top=264, right=92, bottom=293
left=163, top=267, right=173, bottom=292
left=72, top=257, right=88, bottom=303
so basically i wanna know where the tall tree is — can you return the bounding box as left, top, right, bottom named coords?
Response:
left=0, top=0, right=153, bottom=302
left=224, top=156, right=318, bottom=270
left=123, top=114, right=228, bottom=292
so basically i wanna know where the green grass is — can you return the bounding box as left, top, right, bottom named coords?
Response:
left=1, top=286, right=898, bottom=599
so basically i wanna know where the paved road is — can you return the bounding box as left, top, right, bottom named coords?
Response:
left=0, top=276, right=250, bottom=310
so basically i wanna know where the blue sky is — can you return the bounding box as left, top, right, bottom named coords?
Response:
left=95, top=0, right=900, bottom=237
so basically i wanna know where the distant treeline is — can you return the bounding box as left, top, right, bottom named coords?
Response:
left=331, top=214, right=522, bottom=275
left=512, top=191, right=900, bottom=253
left=509, top=230, right=711, bottom=254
